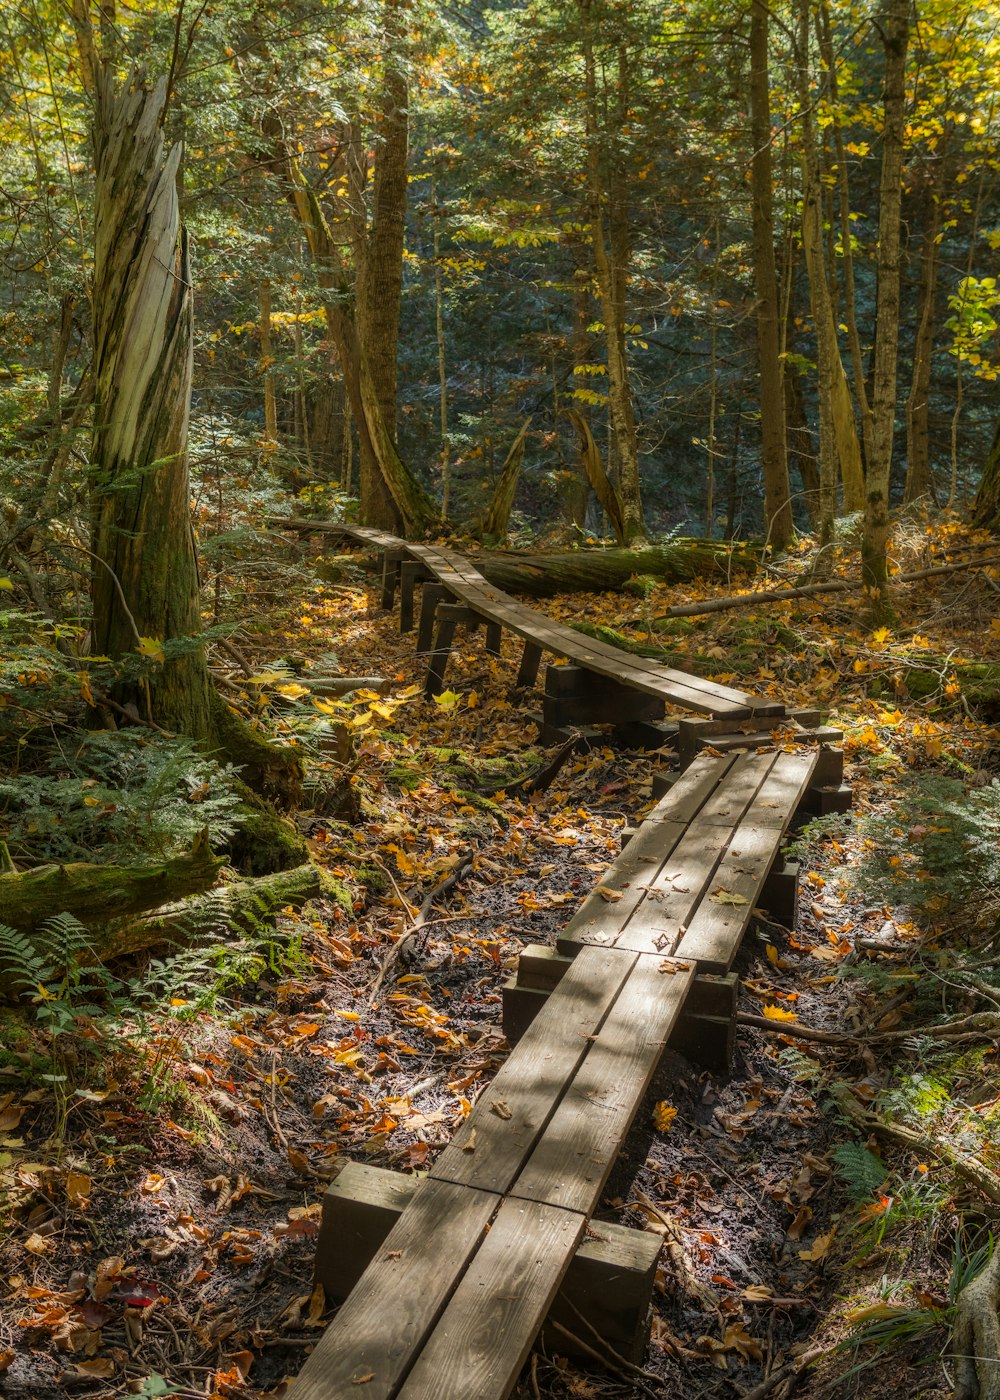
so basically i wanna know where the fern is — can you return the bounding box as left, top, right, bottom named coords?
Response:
left=832, top=1142, right=889, bottom=1200
left=0, top=921, right=52, bottom=993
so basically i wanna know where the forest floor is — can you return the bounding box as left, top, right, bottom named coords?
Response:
left=3, top=515, right=1000, bottom=1400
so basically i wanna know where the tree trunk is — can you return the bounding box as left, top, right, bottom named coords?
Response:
left=272, top=144, right=438, bottom=538
left=972, top=421, right=1000, bottom=532
left=90, top=71, right=302, bottom=821
left=749, top=0, right=792, bottom=549
left=819, top=0, right=875, bottom=471
left=259, top=278, right=278, bottom=443
left=796, top=2, right=865, bottom=533
left=565, top=408, right=626, bottom=543
left=904, top=195, right=942, bottom=504
left=357, top=0, right=408, bottom=440
left=90, top=69, right=216, bottom=737
left=861, top=0, right=910, bottom=603
left=581, top=7, right=646, bottom=543
left=475, top=419, right=530, bottom=543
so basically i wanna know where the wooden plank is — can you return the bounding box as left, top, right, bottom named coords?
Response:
left=397, top=1199, right=586, bottom=1400
left=696, top=750, right=778, bottom=826
left=430, top=944, right=636, bottom=1194
left=510, top=956, right=694, bottom=1216
left=674, top=822, right=786, bottom=972
left=515, top=640, right=543, bottom=689
left=314, top=1163, right=660, bottom=1367
left=289, top=1178, right=497, bottom=1400
left=605, top=820, right=732, bottom=957
left=641, top=752, right=738, bottom=824
left=749, top=749, right=818, bottom=826
left=558, top=821, right=689, bottom=950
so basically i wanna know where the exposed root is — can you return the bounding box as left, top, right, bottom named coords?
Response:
left=953, top=1249, right=1000, bottom=1400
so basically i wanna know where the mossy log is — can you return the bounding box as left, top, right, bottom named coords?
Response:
left=0, top=861, right=336, bottom=998
left=110, top=861, right=339, bottom=958
left=896, top=660, right=1000, bottom=710
left=0, top=831, right=224, bottom=934
left=470, top=541, right=761, bottom=597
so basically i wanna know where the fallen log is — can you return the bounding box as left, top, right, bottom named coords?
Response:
left=266, top=519, right=761, bottom=596
left=470, top=541, right=761, bottom=597
left=110, top=861, right=336, bottom=958
left=0, top=830, right=224, bottom=935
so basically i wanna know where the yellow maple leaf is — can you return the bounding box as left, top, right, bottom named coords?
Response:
left=871, top=626, right=892, bottom=646
left=762, top=1004, right=798, bottom=1022
left=653, top=1101, right=677, bottom=1132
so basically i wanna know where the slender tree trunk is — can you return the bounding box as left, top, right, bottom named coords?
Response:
left=904, top=194, right=941, bottom=504
left=749, top=0, right=792, bottom=549
left=272, top=147, right=437, bottom=537
left=972, top=420, right=1000, bottom=532
left=357, top=0, right=408, bottom=437
left=818, top=0, right=875, bottom=472
left=259, top=278, right=278, bottom=443
left=581, top=7, right=646, bottom=543
left=431, top=177, right=450, bottom=515
left=475, top=419, right=531, bottom=542
left=861, top=0, right=910, bottom=602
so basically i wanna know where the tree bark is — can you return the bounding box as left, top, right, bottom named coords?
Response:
left=474, top=419, right=530, bottom=543
left=581, top=5, right=646, bottom=543
left=972, top=421, right=1000, bottom=532
left=259, top=278, right=278, bottom=443
left=89, top=70, right=302, bottom=822
left=861, top=0, right=910, bottom=603
left=565, top=408, right=626, bottom=543
left=749, top=0, right=792, bottom=549
left=90, top=69, right=216, bottom=737
left=796, top=1, right=865, bottom=539
left=904, top=194, right=942, bottom=504
left=471, top=541, right=760, bottom=596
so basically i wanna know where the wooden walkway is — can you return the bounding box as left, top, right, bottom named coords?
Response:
left=271, top=519, right=848, bottom=1399
left=273, top=519, right=782, bottom=720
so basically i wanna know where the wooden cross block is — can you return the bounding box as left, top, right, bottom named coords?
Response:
left=314, top=1163, right=661, bottom=1367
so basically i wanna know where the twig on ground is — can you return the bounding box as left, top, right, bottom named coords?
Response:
left=367, top=853, right=475, bottom=1005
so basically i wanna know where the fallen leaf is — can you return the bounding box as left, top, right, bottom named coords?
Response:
left=711, top=888, right=749, bottom=906
left=461, top=1128, right=478, bottom=1153
left=65, top=1171, right=91, bottom=1207
left=799, top=1227, right=836, bottom=1261
left=653, top=1102, right=677, bottom=1132
left=65, top=1358, right=115, bottom=1379
left=352, top=1373, right=376, bottom=1385
left=490, top=1101, right=512, bottom=1120
left=762, top=1004, right=799, bottom=1023
left=595, top=885, right=623, bottom=903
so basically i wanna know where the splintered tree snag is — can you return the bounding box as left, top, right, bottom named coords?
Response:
left=473, top=419, right=531, bottom=543
left=564, top=408, right=626, bottom=544
left=90, top=69, right=213, bottom=738
left=88, top=70, right=302, bottom=823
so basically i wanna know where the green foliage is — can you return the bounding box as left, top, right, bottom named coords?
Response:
left=852, top=775, right=1000, bottom=927
left=0, top=730, right=243, bottom=865
left=832, top=1142, right=888, bottom=1200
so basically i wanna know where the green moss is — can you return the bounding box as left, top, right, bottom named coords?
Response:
left=357, top=865, right=389, bottom=896
left=388, top=764, right=425, bottom=791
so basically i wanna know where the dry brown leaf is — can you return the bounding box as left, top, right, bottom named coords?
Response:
left=490, top=1100, right=512, bottom=1120
left=595, top=884, right=623, bottom=903
left=65, top=1171, right=91, bottom=1207
left=461, top=1128, right=478, bottom=1153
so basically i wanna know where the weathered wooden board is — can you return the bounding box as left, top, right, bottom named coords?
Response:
left=557, top=820, right=688, bottom=951
left=641, top=752, right=738, bottom=824
left=289, top=1178, right=497, bottom=1400
left=696, top=750, right=778, bottom=826
left=510, top=956, right=694, bottom=1215
left=430, top=945, right=637, bottom=1194
left=674, top=823, right=786, bottom=972
left=747, top=749, right=818, bottom=826
left=396, top=1199, right=586, bottom=1400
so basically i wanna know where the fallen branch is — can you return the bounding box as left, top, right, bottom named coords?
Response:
left=656, top=554, right=1000, bottom=622
left=367, top=853, right=475, bottom=1004
left=829, top=1083, right=1000, bottom=1205
left=736, top=1012, right=857, bottom=1045
left=487, top=733, right=580, bottom=798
